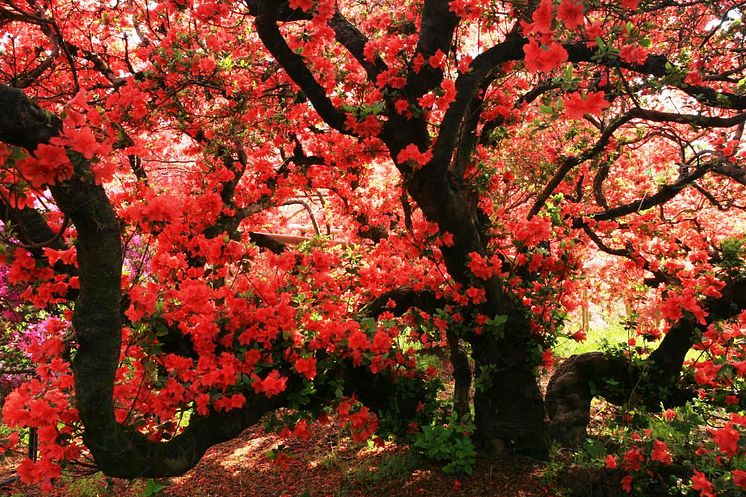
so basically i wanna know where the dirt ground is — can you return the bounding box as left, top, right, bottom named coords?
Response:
left=0, top=420, right=549, bottom=497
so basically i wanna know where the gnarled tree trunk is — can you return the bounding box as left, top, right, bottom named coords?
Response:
left=546, top=278, right=746, bottom=448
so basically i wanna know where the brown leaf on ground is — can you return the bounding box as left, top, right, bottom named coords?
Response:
left=1, top=421, right=548, bottom=497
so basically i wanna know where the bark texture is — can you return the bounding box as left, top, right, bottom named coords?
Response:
left=546, top=278, right=746, bottom=448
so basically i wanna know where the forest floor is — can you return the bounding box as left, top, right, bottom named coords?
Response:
left=1, top=419, right=550, bottom=497
left=1, top=355, right=612, bottom=497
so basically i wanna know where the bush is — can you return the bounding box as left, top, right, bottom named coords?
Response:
left=547, top=400, right=746, bottom=496
left=413, top=412, right=477, bottom=475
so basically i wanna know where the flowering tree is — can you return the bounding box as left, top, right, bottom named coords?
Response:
left=0, top=0, right=744, bottom=491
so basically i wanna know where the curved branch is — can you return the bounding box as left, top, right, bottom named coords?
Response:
left=565, top=44, right=746, bottom=111
left=360, top=287, right=444, bottom=319
left=589, top=165, right=711, bottom=222
left=281, top=199, right=321, bottom=236
left=0, top=83, right=291, bottom=477
left=253, top=4, right=349, bottom=134
left=626, top=108, right=746, bottom=128
left=528, top=112, right=635, bottom=218
left=547, top=278, right=746, bottom=447
left=428, top=28, right=525, bottom=181
left=329, top=11, right=387, bottom=82
left=711, top=162, right=746, bottom=185
left=405, top=0, right=460, bottom=97
left=0, top=197, right=69, bottom=260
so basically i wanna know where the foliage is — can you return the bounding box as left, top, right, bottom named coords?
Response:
left=341, top=451, right=420, bottom=493
left=548, top=400, right=746, bottom=496
left=0, top=0, right=744, bottom=493
left=413, top=412, right=477, bottom=476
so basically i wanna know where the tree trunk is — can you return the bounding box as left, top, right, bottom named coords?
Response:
left=546, top=278, right=746, bottom=448
left=469, top=319, right=548, bottom=458
left=447, top=330, right=472, bottom=420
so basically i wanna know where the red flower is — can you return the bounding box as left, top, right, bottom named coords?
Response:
left=526, top=0, right=554, bottom=35
left=289, top=0, right=313, bottom=12
left=622, top=447, right=644, bottom=471
left=43, top=247, right=77, bottom=267
left=396, top=143, right=432, bottom=167
left=428, top=49, right=446, bottom=69
left=542, top=350, right=555, bottom=368
left=514, top=217, right=552, bottom=246
left=620, top=475, right=633, bottom=494
left=523, top=39, right=568, bottom=72
left=557, top=0, right=585, bottom=30
left=251, top=370, right=287, bottom=398
left=394, top=99, right=410, bottom=115
left=465, top=286, right=486, bottom=304
left=563, top=91, right=609, bottom=119
left=21, top=143, right=72, bottom=187
left=691, top=470, right=714, bottom=497
left=733, top=469, right=746, bottom=489
left=294, top=357, right=317, bottom=380
left=651, top=440, right=672, bottom=464
left=694, top=361, right=722, bottom=387
left=345, top=114, right=382, bottom=137
left=619, top=44, right=649, bottom=65
left=64, top=125, right=105, bottom=160
left=709, top=425, right=740, bottom=457
left=467, top=252, right=494, bottom=280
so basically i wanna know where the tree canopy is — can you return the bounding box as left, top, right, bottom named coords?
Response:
left=0, top=0, right=744, bottom=493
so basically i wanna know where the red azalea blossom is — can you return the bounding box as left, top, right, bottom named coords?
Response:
left=563, top=91, right=610, bottom=119
left=289, top=0, right=313, bottom=12
left=691, top=470, right=715, bottom=497
left=294, top=357, right=317, bottom=380
left=623, top=447, right=644, bottom=471
left=651, top=440, right=672, bottom=464
left=733, top=470, right=746, bottom=489
left=621, top=474, right=633, bottom=493
left=523, top=39, right=569, bottom=72
left=515, top=217, right=553, bottom=246
left=396, top=143, right=433, bottom=167
left=252, top=370, right=288, bottom=398
left=620, top=44, right=649, bottom=65
left=526, top=0, right=554, bottom=34
left=557, top=0, right=585, bottom=30
left=709, top=425, right=740, bottom=457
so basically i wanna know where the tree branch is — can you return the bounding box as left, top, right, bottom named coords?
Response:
left=589, top=165, right=711, bottom=222
left=405, top=0, right=460, bottom=97
left=329, top=11, right=387, bottom=82
left=528, top=112, right=635, bottom=218
left=253, top=3, right=349, bottom=134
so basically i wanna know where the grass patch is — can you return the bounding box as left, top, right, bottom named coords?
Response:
left=554, top=317, right=631, bottom=358
left=341, top=450, right=420, bottom=493
left=61, top=473, right=112, bottom=497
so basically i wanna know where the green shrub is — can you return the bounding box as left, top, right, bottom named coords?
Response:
left=413, top=413, right=476, bottom=475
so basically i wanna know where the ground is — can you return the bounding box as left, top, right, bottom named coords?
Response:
left=0, top=420, right=548, bottom=497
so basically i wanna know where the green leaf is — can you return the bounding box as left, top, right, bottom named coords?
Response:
left=141, top=479, right=165, bottom=497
